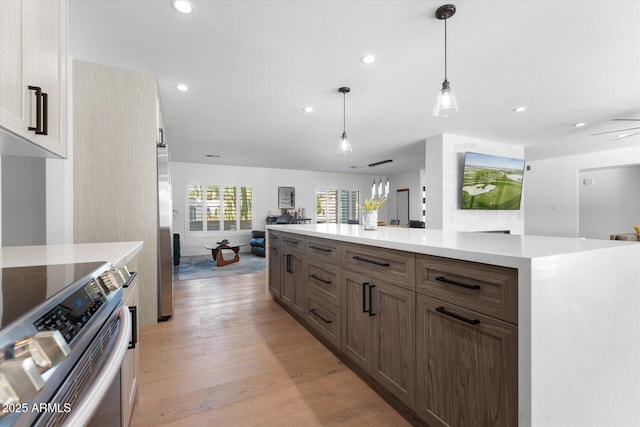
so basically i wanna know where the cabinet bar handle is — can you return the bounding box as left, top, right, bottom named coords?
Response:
left=368, top=284, right=376, bottom=316
left=286, top=254, right=292, bottom=273
left=310, top=309, right=332, bottom=324
left=310, top=245, right=331, bottom=252
left=38, top=92, right=48, bottom=135
left=352, top=256, right=390, bottom=267
left=435, top=276, right=481, bottom=290
left=435, top=306, right=480, bottom=325
left=128, top=306, right=138, bottom=349
left=284, top=239, right=299, bottom=245
left=362, top=282, right=369, bottom=313
left=28, top=86, right=42, bottom=133
left=310, top=274, right=332, bottom=284
left=123, top=271, right=138, bottom=289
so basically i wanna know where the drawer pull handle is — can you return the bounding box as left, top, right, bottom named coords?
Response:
left=310, top=274, right=332, bottom=284
left=353, top=256, right=390, bottom=267
left=310, top=245, right=331, bottom=252
left=362, top=282, right=369, bottom=313
left=435, top=276, right=481, bottom=290
left=435, top=306, right=480, bottom=325
left=368, top=284, right=376, bottom=317
left=310, top=309, right=332, bottom=324
left=284, top=239, right=299, bottom=245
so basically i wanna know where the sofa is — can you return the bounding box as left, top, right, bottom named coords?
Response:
left=250, top=230, right=266, bottom=256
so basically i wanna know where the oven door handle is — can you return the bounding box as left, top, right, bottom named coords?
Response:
left=63, top=305, right=131, bottom=427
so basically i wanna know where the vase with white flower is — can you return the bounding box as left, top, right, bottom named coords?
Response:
left=361, top=196, right=387, bottom=230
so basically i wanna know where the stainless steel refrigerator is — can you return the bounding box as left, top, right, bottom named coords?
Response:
left=157, top=141, right=173, bottom=321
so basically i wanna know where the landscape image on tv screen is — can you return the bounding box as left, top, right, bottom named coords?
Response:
left=461, top=152, right=525, bottom=210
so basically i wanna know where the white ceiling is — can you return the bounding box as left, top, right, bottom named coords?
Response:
left=69, top=0, right=640, bottom=175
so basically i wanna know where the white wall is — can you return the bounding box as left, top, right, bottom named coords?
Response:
left=525, top=146, right=640, bottom=238
left=387, top=170, right=422, bottom=224
left=579, top=165, right=640, bottom=239
left=172, top=161, right=383, bottom=256
left=426, top=133, right=525, bottom=234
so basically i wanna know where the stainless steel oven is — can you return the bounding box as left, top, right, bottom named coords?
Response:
left=0, top=262, right=136, bottom=427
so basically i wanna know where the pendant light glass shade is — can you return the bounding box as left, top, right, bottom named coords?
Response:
left=433, top=79, right=458, bottom=116
left=378, top=179, right=383, bottom=196
left=384, top=178, right=390, bottom=197
left=372, top=179, right=376, bottom=198
left=337, top=132, right=353, bottom=153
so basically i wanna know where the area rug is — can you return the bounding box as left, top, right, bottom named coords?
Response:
left=176, top=254, right=266, bottom=280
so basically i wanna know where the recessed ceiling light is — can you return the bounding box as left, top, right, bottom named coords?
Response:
left=513, top=106, right=527, bottom=112
left=361, top=55, right=377, bottom=64
left=176, top=84, right=188, bottom=92
left=573, top=122, right=586, bottom=127
left=172, top=0, right=193, bottom=14
left=302, top=107, right=313, bottom=113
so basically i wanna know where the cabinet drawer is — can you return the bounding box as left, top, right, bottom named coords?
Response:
left=307, top=261, right=341, bottom=306
left=268, top=230, right=281, bottom=248
left=341, top=243, right=415, bottom=290
left=281, top=233, right=304, bottom=253
left=307, top=296, right=340, bottom=347
left=416, top=255, right=517, bottom=324
left=306, top=237, right=339, bottom=264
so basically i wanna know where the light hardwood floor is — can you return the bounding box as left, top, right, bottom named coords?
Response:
left=130, top=272, right=410, bottom=426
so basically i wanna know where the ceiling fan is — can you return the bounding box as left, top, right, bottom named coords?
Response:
left=591, top=118, right=640, bottom=140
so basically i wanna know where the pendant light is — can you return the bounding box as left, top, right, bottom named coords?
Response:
left=384, top=178, right=389, bottom=197
left=433, top=4, right=458, bottom=117
left=371, top=179, right=376, bottom=198
left=337, top=87, right=353, bottom=153
left=378, top=179, right=383, bottom=196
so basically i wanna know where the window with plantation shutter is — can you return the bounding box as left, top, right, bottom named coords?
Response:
left=187, top=184, right=253, bottom=233
left=316, top=188, right=359, bottom=224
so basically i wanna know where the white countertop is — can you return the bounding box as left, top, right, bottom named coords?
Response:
left=268, top=224, right=637, bottom=267
left=1, top=241, right=144, bottom=268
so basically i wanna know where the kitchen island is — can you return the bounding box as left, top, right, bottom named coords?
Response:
left=267, top=224, right=640, bottom=427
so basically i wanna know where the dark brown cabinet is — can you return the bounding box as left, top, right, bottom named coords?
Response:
left=280, top=233, right=306, bottom=316
left=416, top=295, right=517, bottom=427
left=268, top=245, right=281, bottom=298
left=342, top=270, right=415, bottom=407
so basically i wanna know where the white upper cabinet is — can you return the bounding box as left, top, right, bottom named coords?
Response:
left=0, top=0, right=67, bottom=158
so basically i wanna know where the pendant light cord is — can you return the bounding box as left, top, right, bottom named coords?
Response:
left=444, top=18, right=448, bottom=81
left=343, top=91, right=347, bottom=134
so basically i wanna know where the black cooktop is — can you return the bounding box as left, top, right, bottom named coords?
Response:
left=0, top=261, right=107, bottom=328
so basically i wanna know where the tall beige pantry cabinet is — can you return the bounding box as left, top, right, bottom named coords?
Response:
left=0, top=0, right=67, bottom=157
left=73, top=60, right=159, bottom=326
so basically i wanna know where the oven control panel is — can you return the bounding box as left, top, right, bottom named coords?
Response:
left=34, top=279, right=107, bottom=344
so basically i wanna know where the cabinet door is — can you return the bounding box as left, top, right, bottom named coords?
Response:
left=341, top=270, right=373, bottom=372
left=281, top=252, right=293, bottom=306
left=281, top=252, right=304, bottom=315
left=22, top=0, right=66, bottom=156
left=416, top=295, right=517, bottom=427
left=0, top=0, right=26, bottom=131
left=371, top=281, right=415, bottom=407
left=268, top=246, right=281, bottom=298
left=290, top=254, right=306, bottom=316
left=122, top=280, right=139, bottom=427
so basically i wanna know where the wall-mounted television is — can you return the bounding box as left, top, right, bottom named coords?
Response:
left=461, top=152, right=525, bottom=210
